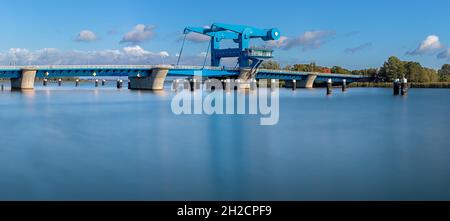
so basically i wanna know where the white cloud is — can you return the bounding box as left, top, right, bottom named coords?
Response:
left=122, top=45, right=151, bottom=56
left=120, top=24, right=155, bottom=44
left=122, top=46, right=169, bottom=57
left=438, top=48, right=450, bottom=60
left=159, top=51, right=169, bottom=57
left=286, top=30, right=336, bottom=50
left=75, top=30, right=97, bottom=42
left=266, top=36, right=289, bottom=48
left=0, top=46, right=175, bottom=65
left=407, top=35, right=444, bottom=55
left=266, top=31, right=335, bottom=51
left=0, top=45, right=225, bottom=67
left=185, top=32, right=211, bottom=43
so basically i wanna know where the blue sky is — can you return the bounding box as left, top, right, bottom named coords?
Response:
left=1, top=0, right=449, bottom=69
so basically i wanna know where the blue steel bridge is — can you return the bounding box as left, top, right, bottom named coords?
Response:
left=0, top=65, right=364, bottom=90
left=0, top=65, right=361, bottom=81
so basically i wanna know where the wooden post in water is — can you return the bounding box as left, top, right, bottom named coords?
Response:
left=222, top=79, right=228, bottom=92
left=189, top=79, right=195, bottom=91
left=271, top=79, right=276, bottom=91
left=393, top=79, right=400, bottom=95
left=195, top=79, right=201, bottom=90
left=236, top=79, right=242, bottom=90
left=172, top=79, right=179, bottom=91
left=401, top=78, right=408, bottom=96
left=205, top=79, right=215, bottom=92
left=182, top=79, right=189, bottom=90
left=225, top=79, right=231, bottom=92
left=327, top=78, right=333, bottom=95
left=117, top=79, right=123, bottom=89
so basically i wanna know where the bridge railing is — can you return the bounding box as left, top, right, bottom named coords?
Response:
left=0, top=66, right=21, bottom=69
left=0, top=65, right=224, bottom=70
left=171, top=65, right=240, bottom=71
left=257, top=68, right=362, bottom=78
left=0, top=65, right=171, bottom=70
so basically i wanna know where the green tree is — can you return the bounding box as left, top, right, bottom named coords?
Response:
left=331, top=66, right=351, bottom=74
left=404, top=61, right=423, bottom=82
left=380, top=56, right=405, bottom=81
left=420, top=68, right=438, bottom=82
left=352, top=68, right=379, bottom=79
left=438, top=64, right=450, bottom=82
left=283, top=65, right=292, bottom=70
left=292, top=64, right=311, bottom=72
left=260, top=60, right=281, bottom=70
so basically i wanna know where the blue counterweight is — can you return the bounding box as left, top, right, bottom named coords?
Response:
left=184, top=23, right=281, bottom=69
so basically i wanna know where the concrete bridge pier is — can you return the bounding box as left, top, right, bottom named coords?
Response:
left=129, top=67, right=169, bottom=90
left=284, top=74, right=317, bottom=89
left=10, top=69, right=36, bottom=90
left=237, top=68, right=254, bottom=89
left=298, top=74, right=317, bottom=88
left=238, top=68, right=254, bottom=81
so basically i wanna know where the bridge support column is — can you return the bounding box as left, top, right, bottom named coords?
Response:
left=129, top=67, right=169, bottom=90
left=10, top=69, right=36, bottom=90
left=298, top=74, right=317, bottom=88
left=250, top=79, right=257, bottom=91
left=285, top=79, right=298, bottom=90
left=237, top=68, right=253, bottom=89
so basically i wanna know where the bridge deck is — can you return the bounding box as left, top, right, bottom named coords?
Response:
left=0, top=65, right=363, bottom=82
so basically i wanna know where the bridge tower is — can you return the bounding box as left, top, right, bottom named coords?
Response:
left=183, top=23, right=281, bottom=81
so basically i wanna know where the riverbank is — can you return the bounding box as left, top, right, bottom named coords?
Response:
left=349, top=82, right=450, bottom=88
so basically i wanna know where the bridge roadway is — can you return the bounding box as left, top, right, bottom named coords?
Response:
left=0, top=65, right=364, bottom=90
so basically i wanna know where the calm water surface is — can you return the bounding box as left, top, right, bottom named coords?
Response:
left=0, top=82, right=449, bottom=200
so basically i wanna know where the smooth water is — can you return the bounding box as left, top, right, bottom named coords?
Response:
left=0, top=82, right=450, bottom=200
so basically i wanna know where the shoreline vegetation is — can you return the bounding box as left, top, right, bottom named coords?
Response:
left=261, top=56, right=450, bottom=88
left=348, top=82, right=450, bottom=88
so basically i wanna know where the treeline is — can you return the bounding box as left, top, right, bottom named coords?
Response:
left=260, top=56, right=450, bottom=83
left=353, top=56, right=449, bottom=83
left=261, top=61, right=353, bottom=75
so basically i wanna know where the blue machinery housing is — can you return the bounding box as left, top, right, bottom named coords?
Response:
left=183, top=23, right=280, bottom=69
